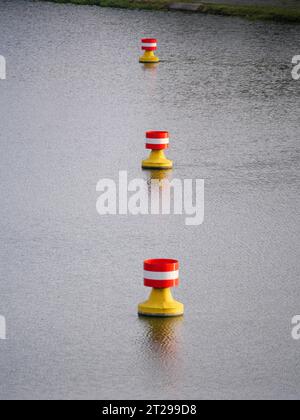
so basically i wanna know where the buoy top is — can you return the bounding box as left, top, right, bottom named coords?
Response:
left=141, top=38, right=158, bottom=51
left=144, top=259, right=179, bottom=288
left=141, top=38, right=157, bottom=43
left=146, top=131, right=169, bottom=139
left=145, top=131, right=170, bottom=150
left=144, top=259, right=179, bottom=271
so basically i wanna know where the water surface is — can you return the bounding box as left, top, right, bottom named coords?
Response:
left=0, top=0, right=299, bottom=400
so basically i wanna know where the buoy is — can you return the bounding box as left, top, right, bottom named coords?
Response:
left=139, top=38, right=160, bottom=63
left=142, top=131, right=173, bottom=170
left=138, top=259, right=184, bottom=317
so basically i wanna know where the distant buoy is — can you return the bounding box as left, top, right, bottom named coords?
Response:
left=139, top=38, right=160, bottom=63
left=142, top=131, right=173, bottom=170
left=138, top=259, right=184, bottom=317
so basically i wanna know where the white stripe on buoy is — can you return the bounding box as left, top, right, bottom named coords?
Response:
left=142, top=43, right=157, bottom=48
left=145, top=137, right=169, bottom=145
left=144, top=270, right=179, bottom=280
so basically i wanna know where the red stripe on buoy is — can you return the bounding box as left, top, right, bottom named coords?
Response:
left=146, top=131, right=169, bottom=139
left=146, top=144, right=168, bottom=150
left=144, top=279, right=179, bottom=288
left=144, top=259, right=178, bottom=272
left=142, top=39, right=157, bottom=43
left=142, top=38, right=157, bottom=43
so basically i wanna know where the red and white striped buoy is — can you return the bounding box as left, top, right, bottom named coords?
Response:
left=142, top=131, right=173, bottom=169
left=138, top=259, right=184, bottom=317
left=141, top=38, right=158, bottom=51
left=144, top=259, right=179, bottom=288
left=139, top=38, right=160, bottom=63
left=146, top=131, right=169, bottom=150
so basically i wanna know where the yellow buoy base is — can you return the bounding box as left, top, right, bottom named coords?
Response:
left=142, top=150, right=173, bottom=170
left=139, top=51, right=160, bottom=63
left=138, top=288, right=184, bottom=317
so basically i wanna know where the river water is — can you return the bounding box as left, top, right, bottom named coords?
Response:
left=0, top=0, right=299, bottom=400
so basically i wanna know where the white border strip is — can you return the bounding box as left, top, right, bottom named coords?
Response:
left=144, top=270, right=179, bottom=280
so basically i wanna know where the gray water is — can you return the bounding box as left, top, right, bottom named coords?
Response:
left=0, top=0, right=300, bottom=400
